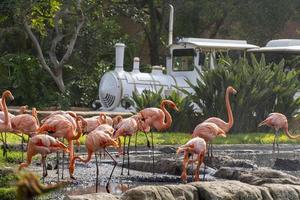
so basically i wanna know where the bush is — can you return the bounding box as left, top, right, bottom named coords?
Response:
left=132, top=89, right=199, bottom=132
left=183, top=54, right=300, bottom=133
left=0, top=187, right=17, bottom=200
left=0, top=53, right=61, bottom=108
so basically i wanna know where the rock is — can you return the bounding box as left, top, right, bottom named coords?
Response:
left=205, top=155, right=257, bottom=169
left=214, top=167, right=300, bottom=185
left=190, top=181, right=266, bottom=200
left=125, top=159, right=215, bottom=177
left=121, top=184, right=199, bottom=200
left=159, top=146, right=176, bottom=154
left=273, top=158, right=300, bottom=171
left=120, top=180, right=300, bottom=200
left=64, top=193, right=119, bottom=200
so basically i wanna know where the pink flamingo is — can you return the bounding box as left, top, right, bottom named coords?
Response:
left=258, top=112, right=300, bottom=153
left=138, top=100, right=178, bottom=173
left=19, top=134, right=69, bottom=180
left=11, top=107, right=40, bottom=160
left=70, top=125, right=119, bottom=193
left=177, top=137, right=207, bottom=182
left=113, top=114, right=150, bottom=175
left=192, top=122, right=226, bottom=157
left=203, top=86, right=236, bottom=156
left=83, top=113, right=108, bottom=134
left=0, top=90, right=14, bottom=158
left=38, top=114, right=86, bottom=179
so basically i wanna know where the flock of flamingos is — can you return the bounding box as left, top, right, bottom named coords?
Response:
left=0, top=86, right=300, bottom=193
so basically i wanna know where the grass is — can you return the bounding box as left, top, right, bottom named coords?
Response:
left=2, top=131, right=300, bottom=149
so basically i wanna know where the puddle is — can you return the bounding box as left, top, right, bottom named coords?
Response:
left=67, top=182, right=133, bottom=195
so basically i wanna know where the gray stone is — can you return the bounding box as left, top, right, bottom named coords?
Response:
left=190, top=180, right=265, bottom=200
left=159, top=146, right=177, bottom=154
left=205, top=155, right=257, bottom=169
left=64, top=193, right=119, bottom=200
left=120, top=180, right=300, bottom=200
left=273, top=158, right=300, bottom=171
left=214, top=167, right=300, bottom=185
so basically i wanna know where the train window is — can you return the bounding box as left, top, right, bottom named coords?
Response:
left=172, top=49, right=195, bottom=71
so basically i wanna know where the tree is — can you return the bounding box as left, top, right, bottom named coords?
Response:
left=111, top=0, right=170, bottom=65
left=23, top=0, right=84, bottom=92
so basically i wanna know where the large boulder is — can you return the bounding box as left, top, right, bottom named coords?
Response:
left=205, top=155, right=257, bottom=169
left=120, top=180, right=300, bottom=200
left=214, top=167, right=300, bottom=185
left=273, top=158, right=300, bottom=171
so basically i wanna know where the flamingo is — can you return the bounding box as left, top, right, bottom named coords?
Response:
left=83, top=113, right=108, bottom=134
left=138, top=99, right=179, bottom=173
left=40, top=110, right=82, bottom=178
left=192, top=122, right=226, bottom=157
left=38, top=114, right=86, bottom=179
left=11, top=107, right=40, bottom=161
left=91, top=113, right=114, bottom=127
left=70, top=125, right=119, bottom=193
left=113, top=114, right=150, bottom=176
left=0, top=90, right=14, bottom=158
left=19, top=134, right=69, bottom=180
left=258, top=112, right=300, bottom=153
left=203, top=86, right=237, bottom=156
left=177, top=137, right=207, bottom=182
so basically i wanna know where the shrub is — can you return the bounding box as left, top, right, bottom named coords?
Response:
left=182, top=54, right=300, bottom=133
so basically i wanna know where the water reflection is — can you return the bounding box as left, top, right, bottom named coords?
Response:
left=67, top=182, right=131, bottom=195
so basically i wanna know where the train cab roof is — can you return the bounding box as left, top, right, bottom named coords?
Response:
left=248, top=39, right=300, bottom=53
left=172, top=37, right=259, bottom=51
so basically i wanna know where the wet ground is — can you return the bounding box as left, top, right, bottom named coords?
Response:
left=28, top=144, right=300, bottom=199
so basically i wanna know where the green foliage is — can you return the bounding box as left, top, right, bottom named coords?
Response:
left=0, top=53, right=64, bottom=108
left=131, top=88, right=199, bottom=132
left=183, top=55, right=300, bottom=133
left=0, top=187, right=17, bottom=200
left=132, top=88, right=163, bottom=111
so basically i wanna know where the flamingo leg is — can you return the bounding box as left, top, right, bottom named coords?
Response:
left=95, top=152, right=99, bottom=193
left=135, top=132, right=138, bottom=157
left=61, top=138, right=65, bottom=179
left=181, top=151, right=189, bottom=183
left=121, top=136, right=126, bottom=175
left=272, top=133, right=276, bottom=154
left=56, top=152, right=60, bottom=182
left=151, top=131, right=154, bottom=175
left=275, top=131, right=280, bottom=154
left=4, top=132, right=7, bottom=160
left=191, top=154, right=194, bottom=181
left=127, top=136, right=131, bottom=176
left=203, top=159, right=206, bottom=181
left=105, top=149, right=117, bottom=193
left=210, top=142, right=213, bottom=158
left=144, top=132, right=150, bottom=148
left=194, top=153, right=204, bottom=182
left=21, top=132, right=24, bottom=162
left=41, top=155, right=48, bottom=183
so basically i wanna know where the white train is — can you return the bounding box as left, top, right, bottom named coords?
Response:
left=97, top=6, right=259, bottom=112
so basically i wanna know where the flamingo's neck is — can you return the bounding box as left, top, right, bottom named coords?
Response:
left=225, top=89, right=234, bottom=129
left=159, top=101, right=172, bottom=131
left=2, top=94, right=10, bottom=127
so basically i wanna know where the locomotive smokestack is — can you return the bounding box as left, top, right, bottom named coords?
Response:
left=115, top=43, right=125, bottom=71
left=168, top=5, right=174, bottom=46
left=132, top=57, right=140, bottom=72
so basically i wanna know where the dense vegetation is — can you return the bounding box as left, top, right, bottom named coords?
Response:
left=1, top=0, right=300, bottom=109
